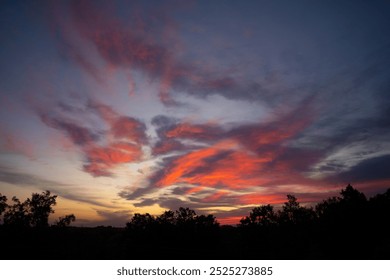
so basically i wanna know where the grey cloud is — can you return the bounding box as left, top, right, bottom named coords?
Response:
left=0, top=167, right=68, bottom=188
left=118, top=184, right=157, bottom=201
left=330, top=154, right=390, bottom=183
left=0, top=166, right=117, bottom=208
left=40, top=113, right=99, bottom=146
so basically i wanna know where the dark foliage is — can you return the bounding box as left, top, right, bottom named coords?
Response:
left=0, top=191, right=74, bottom=228
left=1, top=185, right=390, bottom=259
left=55, top=214, right=76, bottom=227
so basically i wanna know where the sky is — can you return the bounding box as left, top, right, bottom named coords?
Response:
left=0, top=0, right=390, bottom=226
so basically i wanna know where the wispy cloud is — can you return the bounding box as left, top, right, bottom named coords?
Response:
left=38, top=101, right=147, bottom=177
left=0, top=166, right=68, bottom=188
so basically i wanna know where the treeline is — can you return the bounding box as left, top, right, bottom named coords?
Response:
left=1, top=185, right=390, bottom=259
left=0, top=191, right=75, bottom=228
left=123, top=184, right=390, bottom=230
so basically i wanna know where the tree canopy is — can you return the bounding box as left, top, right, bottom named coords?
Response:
left=0, top=191, right=75, bottom=228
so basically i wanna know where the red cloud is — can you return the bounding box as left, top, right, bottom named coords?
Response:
left=156, top=140, right=272, bottom=189
left=88, top=101, right=147, bottom=144
left=111, top=117, right=147, bottom=143
left=237, top=194, right=288, bottom=205
left=164, top=122, right=223, bottom=141
left=152, top=106, right=316, bottom=199
left=202, top=190, right=229, bottom=202
left=83, top=142, right=142, bottom=176
left=86, top=143, right=142, bottom=165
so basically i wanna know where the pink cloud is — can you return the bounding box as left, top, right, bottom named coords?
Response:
left=40, top=102, right=147, bottom=177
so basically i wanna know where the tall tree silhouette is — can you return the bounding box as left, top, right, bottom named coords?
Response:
left=340, top=184, right=367, bottom=204
left=28, top=190, right=57, bottom=227
left=280, top=194, right=315, bottom=225
left=316, top=184, right=367, bottom=226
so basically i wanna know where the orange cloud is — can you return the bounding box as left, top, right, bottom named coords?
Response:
left=86, top=143, right=141, bottom=164
left=111, top=117, right=147, bottom=143
left=83, top=142, right=142, bottom=176
left=152, top=108, right=315, bottom=199
left=237, top=194, right=286, bottom=205
left=202, top=190, right=229, bottom=202
left=164, top=122, right=222, bottom=140
left=89, top=102, right=147, bottom=144
left=156, top=140, right=272, bottom=189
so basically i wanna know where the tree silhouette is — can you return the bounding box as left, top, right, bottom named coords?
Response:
left=340, top=184, right=367, bottom=204
left=279, top=194, right=315, bottom=225
left=28, top=190, right=57, bottom=228
left=156, top=210, right=176, bottom=226
left=316, top=184, right=368, bottom=226
left=240, top=204, right=277, bottom=227
left=1, top=185, right=390, bottom=259
left=0, top=193, right=8, bottom=225
left=315, top=196, right=340, bottom=219
left=195, top=214, right=219, bottom=229
left=0, top=193, right=7, bottom=215
left=368, top=188, right=390, bottom=227
left=175, top=207, right=197, bottom=225
left=2, top=190, right=57, bottom=228
left=55, top=214, right=76, bottom=227
left=3, top=196, right=31, bottom=227
left=126, top=207, right=218, bottom=231
left=126, top=213, right=156, bottom=230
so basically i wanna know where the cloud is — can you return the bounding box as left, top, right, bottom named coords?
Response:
left=0, top=128, right=35, bottom=158
left=163, top=122, right=224, bottom=142
left=39, top=101, right=147, bottom=177
left=0, top=166, right=68, bottom=188
left=330, top=154, right=390, bottom=183
left=51, top=0, right=276, bottom=106
left=83, top=142, right=143, bottom=177
left=40, top=113, right=99, bottom=146
left=149, top=102, right=316, bottom=190
left=152, top=139, right=186, bottom=156
left=111, top=117, right=147, bottom=143
left=0, top=166, right=118, bottom=208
